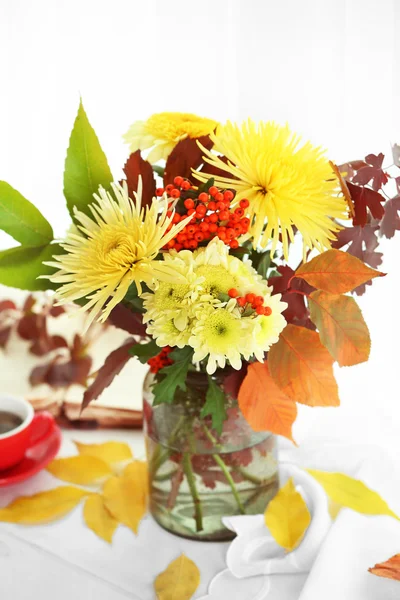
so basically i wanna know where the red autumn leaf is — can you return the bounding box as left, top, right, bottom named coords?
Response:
left=49, top=305, right=65, bottom=318
left=338, top=160, right=368, bottom=179
left=332, top=225, right=383, bottom=295
left=22, top=295, right=36, bottom=313
left=163, top=135, right=213, bottom=185
left=268, top=265, right=314, bottom=326
left=0, top=300, right=17, bottom=312
left=30, top=355, right=92, bottom=388
left=295, top=249, right=385, bottom=294
left=369, top=553, right=400, bottom=581
left=81, top=338, right=135, bottom=412
left=347, top=181, right=385, bottom=227
left=268, top=324, right=340, bottom=407
left=0, top=326, right=12, bottom=348
left=17, top=313, right=44, bottom=340
left=379, top=195, right=400, bottom=239
left=222, top=363, right=248, bottom=398
left=29, top=334, right=68, bottom=357
left=308, top=290, right=370, bottom=367
left=108, top=303, right=147, bottom=337
left=352, top=153, right=388, bottom=191
left=121, top=150, right=156, bottom=209
left=238, top=362, right=297, bottom=442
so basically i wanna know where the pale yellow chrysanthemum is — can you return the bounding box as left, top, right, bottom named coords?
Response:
left=195, top=120, right=348, bottom=258
left=189, top=302, right=252, bottom=374
left=147, top=316, right=192, bottom=349
left=123, top=112, right=218, bottom=163
left=141, top=251, right=204, bottom=331
left=249, top=294, right=288, bottom=362
left=193, top=238, right=271, bottom=298
left=46, top=181, right=191, bottom=328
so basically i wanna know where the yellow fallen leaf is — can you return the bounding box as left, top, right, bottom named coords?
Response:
left=75, top=441, right=133, bottom=468
left=103, top=467, right=148, bottom=534
left=83, top=494, right=119, bottom=543
left=123, top=460, right=149, bottom=492
left=154, top=554, right=200, bottom=600
left=308, top=470, right=399, bottom=520
left=264, top=478, right=311, bottom=551
left=0, top=487, right=89, bottom=524
left=47, top=456, right=112, bottom=485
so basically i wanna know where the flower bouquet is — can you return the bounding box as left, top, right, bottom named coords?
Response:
left=0, top=103, right=398, bottom=540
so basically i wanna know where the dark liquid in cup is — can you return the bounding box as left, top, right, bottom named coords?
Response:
left=0, top=411, right=23, bottom=435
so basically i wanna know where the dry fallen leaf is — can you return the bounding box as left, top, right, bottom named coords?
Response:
left=75, top=441, right=133, bottom=468
left=47, top=455, right=112, bottom=485
left=154, top=554, right=201, bottom=600
left=0, top=487, right=90, bottom=524
left=308, top=470, right=399, bottom=520
left=103, top=461, right=148, bottom=534
left=264, top=478, right=311, bottom=551
left=83, top=493, right=119, bottom=543
left=369, top=554, right=400, bottom=581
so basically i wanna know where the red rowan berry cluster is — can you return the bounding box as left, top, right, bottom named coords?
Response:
left=157, top=176, right=250, bottom=251
left=228, top=289, right=273, bottom=316
left=147, top=346, right=173, bottom=374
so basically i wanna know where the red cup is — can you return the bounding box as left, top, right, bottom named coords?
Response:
left=0, top=395, right=56, bottom=471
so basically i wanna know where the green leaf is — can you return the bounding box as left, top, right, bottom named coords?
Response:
left=0, top=181, right=53, bottom=246
left=200, top=375, right=227, bottom=435
left=129, top=339, right=159, bottom=363
left=0, top=243, right=63, bottom=291
left=152, top=165, right=165, bottom=177
left=197, top=177, right=215, bottom=194
left=152, top=347, right=193, bottom=405
left=64, top=99, right=113, bottom=220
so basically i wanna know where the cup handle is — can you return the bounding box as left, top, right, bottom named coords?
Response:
left=29, top=411, right=56, bottom=448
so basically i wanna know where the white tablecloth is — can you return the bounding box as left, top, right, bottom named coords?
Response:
left=1, top=427, right=400, bottom=600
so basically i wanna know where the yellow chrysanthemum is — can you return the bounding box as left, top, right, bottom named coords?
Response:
left=195, top=120, right=348, bottom=258
left=250, top=294, right=288, bottom=362
left=123, top=112, right=218, bottom=163
left=46, top=181, right=190, bottom=328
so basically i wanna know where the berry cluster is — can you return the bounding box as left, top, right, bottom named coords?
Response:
left=228, top=289, right=273, bottom=316
left=157, top=176, right=250, bottom=251
left=148, top=346, right=173, bottom=374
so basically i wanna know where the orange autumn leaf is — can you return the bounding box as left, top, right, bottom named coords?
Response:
left=369, top=554, right=400, bottom=581
left=238, top=362, right=297, bottom=442
left=295, top=249, right=385, bottom=294
left=308, top=290, right=370, bottom=366
left=268, top=324, right=340, bottom=407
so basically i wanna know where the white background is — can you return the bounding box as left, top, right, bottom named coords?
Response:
left=0, top=0, right=399, bottom=451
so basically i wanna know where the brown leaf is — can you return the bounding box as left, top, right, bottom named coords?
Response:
left=22, top=294, right=35, bottom=313
left=347, top=181, right=385, bottom=227
left=268, top=324, right=340, bottom=407
left=108, top=303, right=147, bottom=336
left=164, top=135, right=213, bottom=185
left=121, top=150, right=156, bottom=209
left=30, top=355, right=92, bottom=388
left=369, top=554, right=400, bottom=581
left=238, top=362, right=297, bottom=442
left=17, top=313, right=43, bottom=340
left=49, top=305, right=66, bottom=318
left=268, top=265, right=314, bottom=325
left=81, top=339, right=135, bottom=411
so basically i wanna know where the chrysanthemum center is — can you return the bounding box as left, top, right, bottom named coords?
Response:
left=202, top=309, right=240, bottom=353
left=153, top=282, right=192, bottom=311
left=196, top=265, right=237, bottom=297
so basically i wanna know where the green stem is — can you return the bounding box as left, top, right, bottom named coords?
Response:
left=202, top=424, right=245, bottom=514
left=212, top=453, right=245, bottom=514
left=182, top=453, right=203, bottom=532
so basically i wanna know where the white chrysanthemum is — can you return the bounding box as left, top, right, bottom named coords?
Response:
left=250, top=294, right=288, bottom=361
left=147, top=316, right=192, bottom=349
left=189, top=301, right=253, bottom=374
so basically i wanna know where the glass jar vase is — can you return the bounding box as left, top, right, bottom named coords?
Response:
left=143, top=369, right=279, bottom=541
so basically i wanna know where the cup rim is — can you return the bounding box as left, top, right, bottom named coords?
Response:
left=0, top=395, right=34, bottom=440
